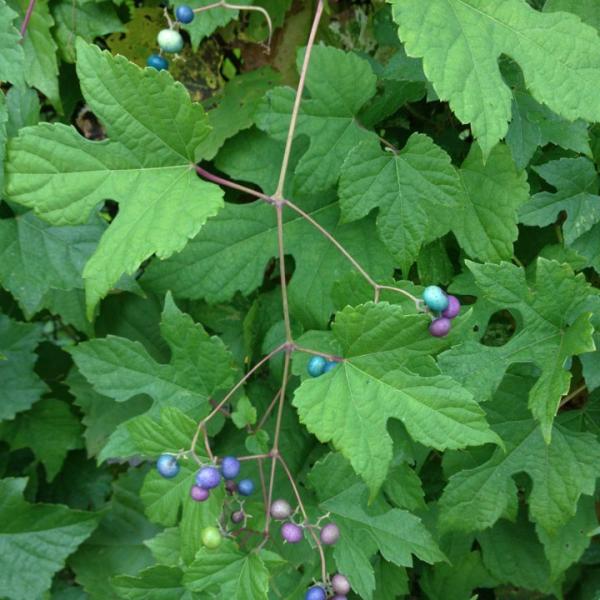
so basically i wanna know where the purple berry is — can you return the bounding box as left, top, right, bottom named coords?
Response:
left=331, top=573, right=351, bottom=595
left=304, top=586, right=326, bottom=600
left=320, top=522, right=340, bottom=545
left=221, top=456, right=241, bottom=480
left=281, top=522, right=303, bottom=543
left=231, top=510, right=244, bottom=524
left=237, top=478, right=254, bottom=496
left=270, top=499, right=292, bottom=520
left=225, top=480, right=237, bottom=495
left=156, top=454, right=179, bottom=478
left=190, top=485, right=209, bottom=502
left=331, top=596, right=347, bottom=600
left=429, top=317, right=452, bottom=338
left=441, top=295, right=461, bottom=319
left=196, top=466, right=221, bottom=489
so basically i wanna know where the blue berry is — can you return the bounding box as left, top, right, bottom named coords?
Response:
left=305, top=586, right=326, bottom=600
left=422, top=285, right=449, bottom=312
left=157, top=29, right=184, bottom=53
left=156, top=454, right=179, bottom=478
left=175, top=4, right=194, bottom=23
left=323, top=361, right=337, bottom=373
left=237, top=478, right=254, bottom=496
left=196, top=466, right=221, bottom=489
left=307, top=355, right=327, bottom=377
left=146, top=54, right=168, bottom=70
left=221, top=456, right=241, bottom=480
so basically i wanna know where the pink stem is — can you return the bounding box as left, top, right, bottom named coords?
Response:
left=19, top=0, right=36, bottom=40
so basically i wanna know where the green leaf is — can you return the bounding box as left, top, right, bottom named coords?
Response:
left=5, top=85, right=40, bottom=136
left=112, top=565, right=199, bottom=600
left=0, top=477, right=99, bottom=600
left=231, top=395, right=257, bottom=429
left=0, top=0, right=25, bottom=86
left=197, top=67, right=280, bottom=160
left=5, top=40, right=224, bottom=315
left=477, top=512, right=557, bottom=595
left=0, top=89, right=7, bottom=192
left=69, top=470, right=159, bottom=600
left=0, top=398, right=82, bottom=481
left=383, top=462, right=426, bottom=512
left=519, top=157, right=600, bottom=271
left=294, top=302, right=500, bottom=495
left=391, top=0, right=600, bottom=155
left=339, top=133, right=462, bottom=272
left=0, top=211, right=105, bottom=317
left=69, top=293, right=235, bottom=417
left=8, top=0, right=60, bottom=109
left=453, top=144, right=529, bottom=263
left=181, top=0, right=243, bottom=49
left=256, top=45, right=377, bottom=193
left=143, top=194, right=395, bottom=329
left=183, top=541, right=272, bottom=600
left=52, top=0, right=124, bottom=63
left=439, top=368, right=600, bottom=533
left=544, top=0, right=600, bottom=32
left=0, top=315, right=48, bottom=421
left=439, top=259, right=595, bottom=439
left=506, top=90, right=591, bottom=169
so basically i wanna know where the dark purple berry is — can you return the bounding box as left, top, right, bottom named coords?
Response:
left=429, top=317, right=452, bottom=337
left=196, top=466, right=221, bottom=489
left=221, top=456, right=241, bottom=480
left=304, top=586, right=326, bottom=600
left=320, top=522, right=340, bottom=545
left=190, top=485, right=209, bottom=502
left=270, top=499, right=292, bottom=520
left=225, top=480, right=237, bottom=495
left=237, top=478, right=254, bottom=496
left=331, top=573, right=351, bottom=595
left=441, top=295, right=461, bottom=319
left=156, top=454, right=179, bottom=478
left=281, top=522, right=303, bottom=543
left=231, top=510, right=245, bottom=524
left=331, top=596, right=347, bottom=600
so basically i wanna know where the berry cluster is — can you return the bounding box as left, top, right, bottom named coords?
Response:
left=146, top=5, right=195, bottom=71
left=422, top=285, right=461, bottom=337
left=307, top=355, right=338, bottom=377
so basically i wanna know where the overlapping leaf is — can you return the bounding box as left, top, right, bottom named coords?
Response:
left=0, top=0, right=24, bottom=85
left=256, top=45, right=377, bottom=193
left=439, top=259, right=594, bottom=439
left=5, top=40, right=224, bottom=315
left=294, top=302, right=500, bottom=495
left=391, top=0, right=600, bottom=155
left=0, top=477, right=99, bottom=600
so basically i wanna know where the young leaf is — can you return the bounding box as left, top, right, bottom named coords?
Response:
left=0, top=477, right=99, bottom=600
left=294, top=302, right=500, bottom=496
left=0, top=0, right=25, bottom=86
left=112, top=565, right=198, bottom=600
left=391, top=0, right=600, bottom=155
left=5, top=40, right=224, bottom=316
left=256, top=45, right=378, bottom=193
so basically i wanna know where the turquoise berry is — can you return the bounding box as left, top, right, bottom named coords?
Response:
left=422, top=285, right=449, bottom=312
left=323, top=361, right=337, bottom=373
left=156, top=454, right=179, bottom=478
left=237, top=478, right=254, bottom=496
left=146, top=54, right=168, bottom=70
left=307, top=355, right=327, bottom=377
left=175, top=5, right=194, bottom=23
left=157, top=29, right=184, bottom=53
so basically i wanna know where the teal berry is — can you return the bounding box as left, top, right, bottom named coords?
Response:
left=307, top=355, right=327, bottom=377
left=237, top=478, right=255, bottom=496
left=146, top=54, right=168, bottom=70
left=422, top=285, right=449, bottom=312
left=157, top=29, right=184, bottom=53
left=323, top=360, right=337, bottom=373
left=156, top=454, right=179, bottom=478
left=175, top=4, right=194, bottom=23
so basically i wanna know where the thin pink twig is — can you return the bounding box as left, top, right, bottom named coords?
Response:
left=19, top=0, right=36, bottom=40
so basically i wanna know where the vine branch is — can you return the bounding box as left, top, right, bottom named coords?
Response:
left=19, top=0, right=36, bottom=40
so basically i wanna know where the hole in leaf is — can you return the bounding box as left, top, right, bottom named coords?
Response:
left=481, top=310, right=517, bottom=347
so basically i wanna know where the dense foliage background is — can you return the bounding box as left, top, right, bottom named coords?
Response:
left=2, top=0, right=600, bottom=598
